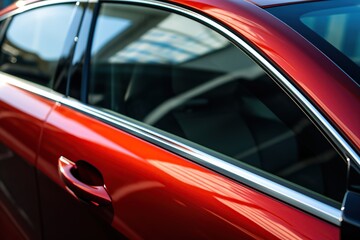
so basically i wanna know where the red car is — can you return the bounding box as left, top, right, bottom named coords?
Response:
left=0, top=0, right=359, bottom=239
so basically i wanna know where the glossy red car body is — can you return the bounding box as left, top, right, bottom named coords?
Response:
left=0, top=0, right=359, bottom=239
left=0, top=77, right=339, bottom=239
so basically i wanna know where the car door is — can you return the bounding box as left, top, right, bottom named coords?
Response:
left=35, top=1, right=351, bottom=239
left=0, top=1, right=84, bottom=239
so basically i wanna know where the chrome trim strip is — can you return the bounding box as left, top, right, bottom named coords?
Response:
left=97, top=1, right=360, bottom=166
left=103, top=0, right=358, bottom=217
left=60, top=97, right=344, bottom=226
left=0, top=0, right=88, bottom=21
left=0, top=72, right=344, bottom=225
left=0, top=73, right=64, bottom=102
left=2, top=0, right=359, bottom=226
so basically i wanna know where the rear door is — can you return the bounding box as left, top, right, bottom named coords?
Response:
left=36, top=1, right=346, bottom=239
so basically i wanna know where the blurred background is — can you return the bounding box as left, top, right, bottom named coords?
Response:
left=1, top=0, right=16, bottom=10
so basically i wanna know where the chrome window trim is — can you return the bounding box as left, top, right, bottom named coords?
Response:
left=0, top=72, right=344, bottom=226
left=0, top=73, right=65, bottom=102
left=2, top=0, right=359, bottom=226
left=63, top=98, right=344, bottom=226
left=94, top=0, right=359, bottom=166
left=0, top=0, right=88, bottom=21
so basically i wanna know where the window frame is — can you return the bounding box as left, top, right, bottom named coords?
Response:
left=0, top=0, right=86, bottom=91
left=68, top=0, right=359, bottom=226
left=1, top=0, right=358, bottom=227
left=85, top=1, right=347, bottom=204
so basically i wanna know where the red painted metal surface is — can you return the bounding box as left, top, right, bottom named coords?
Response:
left=0, top=83, right=53, bottom=165
left=38, top=103, right=339, bottom=239
left=0, top=0, right=38, bottom=16
left=0, top=80, right=54, bottom=239
left=170, top=0, right=359, bottom=152
left=0, top=199, right=27, bottom=240
left=2, top=0, right=358, bottom=239
left=58, top=156, right=112, bottom=206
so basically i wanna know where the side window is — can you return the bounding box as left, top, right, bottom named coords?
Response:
left=0, top=4, right=76, bottom=87
left=88, top=4, right=347, bottom=204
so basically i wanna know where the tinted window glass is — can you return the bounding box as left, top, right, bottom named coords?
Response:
left=268, top=0, right=360, bottom=85
left=88, top=3, right=347, bottom=204
left=301, top=6, right=360, bottom=68
left=0, top=4, right=76, bottom=86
